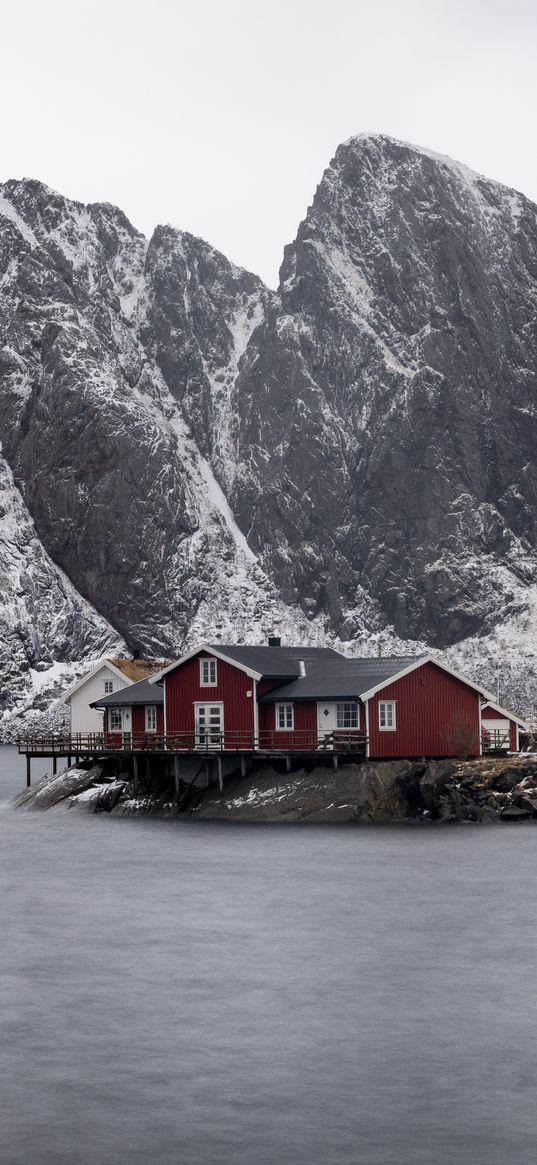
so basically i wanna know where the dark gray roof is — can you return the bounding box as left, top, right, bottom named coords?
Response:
left=208, top=644, right=342, bottom=678
left=259, top=656, right=426, bottom=701
left=90, top=678, right=163, bottom=708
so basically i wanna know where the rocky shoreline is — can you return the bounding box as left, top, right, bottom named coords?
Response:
left=12, top=755, right=537, bottom=823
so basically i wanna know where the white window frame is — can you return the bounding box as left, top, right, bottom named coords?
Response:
left=336, top=702, right=359, bottom=729
left=379, top=700, right=397, bottom=731
left=104, top=680, right=114, bottom=694
left=200, top=658, right=218, bottom=687
left=145, top=705, right=157, bottom=733
left=276, top=703, right=294, bottom=730
left=109, top=708, right=123, bottom=732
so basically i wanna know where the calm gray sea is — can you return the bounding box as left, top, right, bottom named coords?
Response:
left=1, top=744, right=537, bottom=1164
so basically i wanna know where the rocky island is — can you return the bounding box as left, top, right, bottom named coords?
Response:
left=13, top=756, right=537, bottom=824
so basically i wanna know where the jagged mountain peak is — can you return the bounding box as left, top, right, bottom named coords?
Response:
left=2, top=138, right=537, bottom=725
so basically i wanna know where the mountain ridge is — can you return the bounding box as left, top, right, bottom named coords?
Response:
left=2, top=134, right=537, bottom=724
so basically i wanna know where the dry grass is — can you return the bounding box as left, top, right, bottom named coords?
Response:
left=109, top=658, right=171, bottom=681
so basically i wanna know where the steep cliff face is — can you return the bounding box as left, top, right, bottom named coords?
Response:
left=1, top=136, right=537, bottom=720
left=233, top=135, right=537, bottom=645
left=0, top=178, right=307, bottom=687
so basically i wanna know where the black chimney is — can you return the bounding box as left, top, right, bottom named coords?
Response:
left=268, top=636, right=281, bottom=647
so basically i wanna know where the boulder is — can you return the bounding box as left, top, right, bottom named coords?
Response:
left=499, top=804, right=531, bottom=820
left=419, top=761, right=458, bottom=812
left=490, top=768, right=526, bottom=792
left=13, top=764, right=105, bottom=809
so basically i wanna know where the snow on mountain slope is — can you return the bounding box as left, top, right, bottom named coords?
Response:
left=0, top=447, right=124, bottom=720
left=2, top=136, right=537, bottom=724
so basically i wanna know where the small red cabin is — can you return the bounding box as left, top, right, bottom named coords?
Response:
left=480, top=702, right=525, bottom=753
left=92, top=678, right=164, bottom=748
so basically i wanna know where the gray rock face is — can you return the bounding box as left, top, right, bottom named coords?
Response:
left=2, top=135, right=537, bottom=716
left=233, top=135, right=537, bottom=644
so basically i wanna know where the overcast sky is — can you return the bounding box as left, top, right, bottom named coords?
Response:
left=1, top=0, right=536, bottom=286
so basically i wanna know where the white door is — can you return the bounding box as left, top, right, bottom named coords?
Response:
left=317, top=702, right=338, bottom=747
left=195, top=703, right=224, bottom=749
left=109, top=706, right=132, bottom=747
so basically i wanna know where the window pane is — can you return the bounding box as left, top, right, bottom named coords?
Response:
left=379, top=702, right=394, bottom=728
left=277, top=704, right=293, bottom=729
left=337, top=703, right=358, bottom=728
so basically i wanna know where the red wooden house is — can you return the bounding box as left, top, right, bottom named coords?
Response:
left=127, top=641, right=526, bottom=761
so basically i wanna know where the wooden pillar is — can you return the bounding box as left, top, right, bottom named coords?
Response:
left=285, top=754, right=291, bottom=773
left=217, top=755, right=223, bottom=794
left=174, top=756, right=180, bottom=802
left=332, top=753, right=339, bottom=770
left=52, top=756, right=57, bottom=776
left=26, top=755, right=31, bottom=788
left=67, top=755, right=72, bottom=769
left=240, top=754, right=247, bottom=778
left=133, top=754, right=139, bottom=797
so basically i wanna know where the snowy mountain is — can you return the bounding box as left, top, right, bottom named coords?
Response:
left=2, top=134, right=537, bottom=724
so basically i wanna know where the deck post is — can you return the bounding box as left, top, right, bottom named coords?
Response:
left=52, top=756, right=57, bottom=776
left=217, top=755, right=223, bottom=794
left=67, top=755, right=72, bottom=769
left=26, top=755, right=31, bottom=788
left=285, top=754, right=291, bottom=773
left=332, top=753, right=339, bottom=770
left=240, top=754, right=246, bottom=779
left=133, top=754, right=139, bottom=797
left=174, top=756, right=180, bottom=802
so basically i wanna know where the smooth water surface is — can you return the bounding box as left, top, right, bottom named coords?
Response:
left=1, top=745, right=537, bottom=1164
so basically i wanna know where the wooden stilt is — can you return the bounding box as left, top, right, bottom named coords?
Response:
left=133, top=754, right=139, bottom=797
left=332, top=753, right=339, bottom=770
left=174, top=756, right=180, bottom=802
left=285, top=754, right=291, bottom=773
left=240, top=754, right=246, bottom=778
left=52, top=756, right=57, bottom=776
left=67, top=755, right=72, bottom=769
left=26, top=756, right=31, bottom=788
left=217, top=755, right=223, bottom=794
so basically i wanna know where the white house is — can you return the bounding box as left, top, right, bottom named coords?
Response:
left=63, top=658, right=165, bottom=735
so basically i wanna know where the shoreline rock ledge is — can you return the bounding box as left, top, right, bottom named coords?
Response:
left=12, top=756, right=537, bottom=823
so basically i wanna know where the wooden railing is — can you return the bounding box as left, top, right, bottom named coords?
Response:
left=17, top=730, right=368, bottom=755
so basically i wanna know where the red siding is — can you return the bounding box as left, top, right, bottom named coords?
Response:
left=132, top=704, right=164, bottom=736
left=165, top=652, right=255, bottom=745
left=105, top=703, right=163, bottom=747
left=367, top=662, right=481, bottom=759
left=258, top=700, right=318, bottom=750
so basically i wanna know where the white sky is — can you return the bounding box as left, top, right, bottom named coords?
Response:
left=1, top=0, right=536, bottom=287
